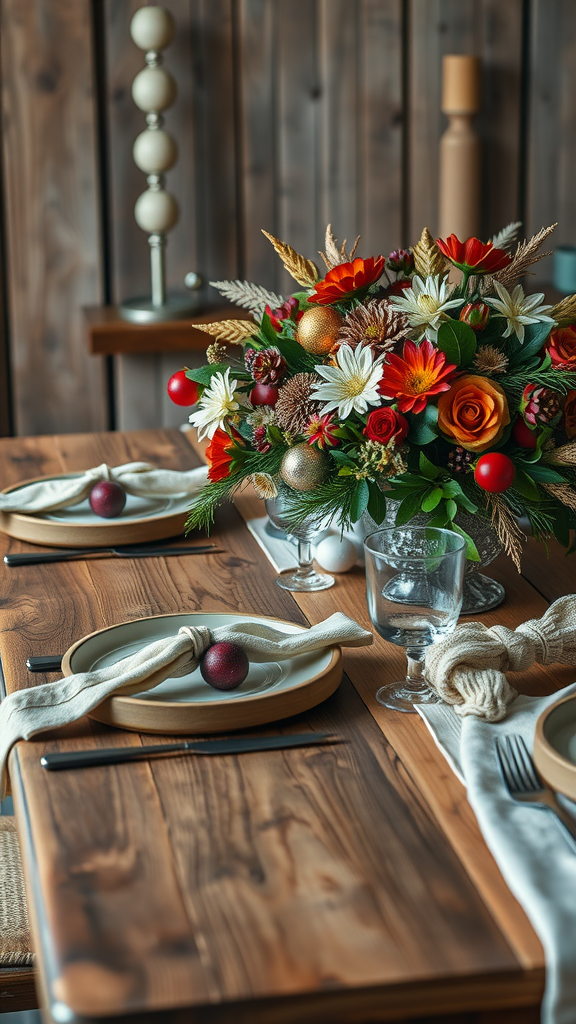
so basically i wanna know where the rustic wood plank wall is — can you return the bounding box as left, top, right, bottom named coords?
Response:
left=0, top=0, right=574, bottom=436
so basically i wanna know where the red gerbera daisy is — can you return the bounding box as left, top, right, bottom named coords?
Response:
left=436, top=235, right=511, bottom=274
left=379, top=339, right=457, bottom=414
left=206, top=428, right=240, bottom=482
left=309, top=256, right=386, bottom=305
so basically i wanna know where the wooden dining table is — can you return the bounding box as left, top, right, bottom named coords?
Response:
left=0, top=426, right=572, bottom=1024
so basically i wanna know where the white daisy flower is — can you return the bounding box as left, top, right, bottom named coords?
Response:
left=188, top=367, right=240, bottom=440
left=311, top=343, right=384, bottom=419
left=387, top=274, right=461, bottom=339
left=485, top=281, right=555, bottom=344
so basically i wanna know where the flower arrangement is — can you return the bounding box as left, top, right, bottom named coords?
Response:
left=173, top=222, right=576, bottom=569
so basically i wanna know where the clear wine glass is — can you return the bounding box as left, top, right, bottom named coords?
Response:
left=265, top=486, right=334, bottom=592
left=364, top=526, right=466, bottom=712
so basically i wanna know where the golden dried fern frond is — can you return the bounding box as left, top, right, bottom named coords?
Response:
left=494, top=223, right=557, bottom=289
left=549, top=293, right=576, bottom=327
left=543, top=483, right=576, bottom=512
left=543, top=443, right=576, bottom=466
left=261, top=230, right=319, bottom=286
left=194, top=319, right=256, bottom=344
left=319, top=224, right=361, bottom=270
left=486, top=495, right=526, bottom=573
left=411, top=227, right=448, bottom=279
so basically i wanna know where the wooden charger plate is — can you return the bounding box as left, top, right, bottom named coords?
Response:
left=62, top=612, right=342, bottom=734
left=0, top=473, right=191, bottom=547
left=534, top=693, right=576, bottom=800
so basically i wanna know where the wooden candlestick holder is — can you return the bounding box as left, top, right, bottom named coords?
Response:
left=438, top=55, right=481, bottom=241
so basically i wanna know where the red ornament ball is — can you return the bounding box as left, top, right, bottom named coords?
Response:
left=167, top=370, right=199, bottom=407
left=200, top=642, right=249, bottom=691
left=250, top=383, right=279, bottom=406
left=89, top=481, right=127, bottom=518
left=474, top=453, right=516, bottom=493
left=512, top=417, right=538, bottom=450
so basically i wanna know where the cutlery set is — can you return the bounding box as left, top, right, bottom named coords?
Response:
left=495, top=734, right=576, bottom=846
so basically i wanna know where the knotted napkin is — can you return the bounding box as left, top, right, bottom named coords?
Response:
left=425, top=594, right=576, bottom=721
left=0, top=462, right=208, bottom=513
left=0, top=612, right=372, bottom=796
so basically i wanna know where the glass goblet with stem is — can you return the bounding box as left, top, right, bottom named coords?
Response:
left=364, top=526, right=466, bottom=712
left=265, top=486, right=334, bottom=592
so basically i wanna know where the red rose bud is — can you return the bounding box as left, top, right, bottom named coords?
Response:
left=386, top=249, right=414, bottom=274
left=520, top=383, right=562, bottom=427
left=265, top=297, right=300, bottom=332
left=512, top=417, right=538, bottom=450
left=385, top=278, right=413, bottom=298
left=252, top=425, right=271, bottom=452
left=459, top=302, right=490, bottom=332
left=364, top=407, right=409, bottom=446
left=545, top=325, right=576, bottom=369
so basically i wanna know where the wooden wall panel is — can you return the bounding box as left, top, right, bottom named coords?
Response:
left=408, top=0, right=523, bottom=245
left=0, top=0, right=107, bottom=436
left=526, top=0, right=576, bottom=285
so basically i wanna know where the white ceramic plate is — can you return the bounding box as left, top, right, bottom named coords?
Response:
left=63, top=612, right=342, bottom=734
left=0, top=473, right=192, bottom=547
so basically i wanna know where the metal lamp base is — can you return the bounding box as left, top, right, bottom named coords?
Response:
left=119, top=294, right=203, bottom=324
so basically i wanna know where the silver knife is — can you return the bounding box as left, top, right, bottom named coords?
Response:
left=5, top=544, right=219, bottom=566
left=41, top=732, right=340, bottom=770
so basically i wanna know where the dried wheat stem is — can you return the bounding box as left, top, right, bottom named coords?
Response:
left=543, top=483, right=576, bottom=511
left=262, top=230, right=319, bottom=286
left=486, top=495, right=526, bottom=572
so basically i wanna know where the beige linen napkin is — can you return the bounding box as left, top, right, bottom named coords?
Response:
left=0, top=462, right=208, bottom=513
left=0, top=612, right=372, bottom=795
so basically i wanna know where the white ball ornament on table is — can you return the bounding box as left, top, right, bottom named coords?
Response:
left=130, top=6, right=175, bottom=51
left=134, top=189, right=179, bottom=234
left=315, top=535, right=358, bottom=574
left=133, top=129, right=178, bottom=174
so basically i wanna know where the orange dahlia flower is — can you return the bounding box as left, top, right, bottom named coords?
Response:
left=437, top=375, right=510, bottom=452
left=378, top=339, right=457, bottom=414
left=309, top=256, right=385, bottom=305
left=206, top=428, right=238, bottom=482
left=436, top=235, right=511, bottom=274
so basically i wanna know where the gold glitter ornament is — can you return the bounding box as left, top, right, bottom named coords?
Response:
left=296, top=306, right=343, bottom=355
left=280, top=444, right=329, bottom=491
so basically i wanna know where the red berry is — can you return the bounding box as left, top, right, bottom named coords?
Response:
left=250, top=383, right=279, bottom=406
left=167, top=370, right=199, bottom=407
left=512, top=417, right=538, bottom=450
left=89, top=481, right=127, bottom=518
left=474, top=453, right=516, bottom=493
left=200, top=642, right=249, bottom=691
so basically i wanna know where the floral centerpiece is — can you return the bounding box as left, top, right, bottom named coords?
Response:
left=172, top=222, right=576, bottom=572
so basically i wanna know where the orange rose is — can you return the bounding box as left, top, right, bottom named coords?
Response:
left=564, top=390, right=576, bottom=439
left=437, top=375, right=510, bottom=452
left=546, top=326, right=576, bottom=369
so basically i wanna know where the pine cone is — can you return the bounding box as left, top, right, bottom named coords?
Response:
left=337, top=299, right=410, bottom=357
left=447, top=446, right=474, bottom=474
left=251, top=347, right=287, bottom=385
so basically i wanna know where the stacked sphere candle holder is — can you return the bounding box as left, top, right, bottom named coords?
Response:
left=121, top=5, right=200, bottom=323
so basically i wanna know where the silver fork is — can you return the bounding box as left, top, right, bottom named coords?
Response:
left=495, top=734, right=576, bottom=845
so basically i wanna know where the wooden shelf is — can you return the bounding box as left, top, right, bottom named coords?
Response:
left=84, top=304, right=248, bottom=356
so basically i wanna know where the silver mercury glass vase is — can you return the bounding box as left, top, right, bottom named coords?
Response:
left=363, top=499, right=505, bottom=615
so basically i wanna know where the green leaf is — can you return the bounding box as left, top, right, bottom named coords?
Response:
left=552, top=506, right=571, bottom=548
left=509, top=320, right=554, bottom=366
left=349, top=479, right=370, bottom=521
left=395, top=489, right=426, bottom=525
left=441, top=479, right=462, bottom=498
left=451, top=523, right=481, bottom=562
left=186, top=364, right=251, bottom=386
left=259, top=311, right=280, bottom=346
left=408, top=405, right=439, bottom=445
left=446, top=498, right=458, bottom=520
left=330, top=449, right=357, bottom=467
left=518, top=462, right=566, bottom=484
left=512, top=468, right=542, bottom=502
left=454, top=490, right=478, bottom=513
left=427, top=509, right=450, bottom=528
left=274, top=335, right=316, bottom=373
left=437, top=319, right=477, bottom=367
left=367, top=481, right=387, bottom=524
left=421, top=486, right=443, bottom=512
left=419, top=451, right=439, bottom=480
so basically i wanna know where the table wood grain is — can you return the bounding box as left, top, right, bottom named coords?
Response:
left=1, top=429, right=567, bottom=1023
